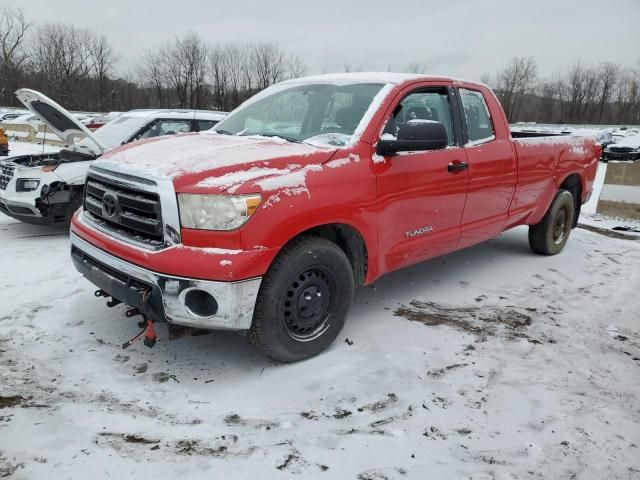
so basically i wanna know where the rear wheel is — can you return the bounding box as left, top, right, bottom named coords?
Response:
left=528, top=189, right=575, bottom=255
left=249, top=235, right=354, bottom=362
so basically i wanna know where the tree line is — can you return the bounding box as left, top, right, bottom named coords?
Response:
left=485, top=56, right=640, bottom=125
left=0, top=8, right=307, bottom=112
left=1, top=7, right=639, bottom=124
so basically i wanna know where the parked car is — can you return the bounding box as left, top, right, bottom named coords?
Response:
left=69, top=73, right=600, bottom=362
left=0, top=110, right=29, bottom=122
left=0, top=127, right=8, bottom=156
left=4, top=112, right=43, bottom=131
left=84, top=112, right=122, bottom=131
left=603, top=134, right=640, bottom=162
left=0, top=88, right=226, bottom=224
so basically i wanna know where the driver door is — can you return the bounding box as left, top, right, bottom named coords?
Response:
left=376, top=85, right=469, bottom=272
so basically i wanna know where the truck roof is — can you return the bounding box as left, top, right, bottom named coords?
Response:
left=280, top=72, right=489, bottom=88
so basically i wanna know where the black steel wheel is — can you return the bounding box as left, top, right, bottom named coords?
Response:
left=283, top=266, right=336, bottom=341
left=250, top=235, right=354, bottom=362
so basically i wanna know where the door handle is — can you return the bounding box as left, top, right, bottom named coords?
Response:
left=447, top=161, right=469, bottom=173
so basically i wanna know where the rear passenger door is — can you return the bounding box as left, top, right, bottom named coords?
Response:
left=456, top=87, right=517, bottom=249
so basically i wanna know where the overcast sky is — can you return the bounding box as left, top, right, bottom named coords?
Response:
left=13, top=0, right=640, bottom=80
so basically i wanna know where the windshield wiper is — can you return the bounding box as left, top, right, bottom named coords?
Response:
left=213, top=129, right=234, bottom=135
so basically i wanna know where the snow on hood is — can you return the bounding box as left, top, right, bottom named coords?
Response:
left=610, top=134, right=640, bottom=149
left=95, top=132, right=337, bottom=192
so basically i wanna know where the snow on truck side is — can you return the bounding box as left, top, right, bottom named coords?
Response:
left=68, top=73, right=600, bottom=362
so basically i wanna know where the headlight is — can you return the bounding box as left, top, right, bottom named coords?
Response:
left=16, top=179, right=40, bottom=192
left=177, top=194, right=261, bottom=230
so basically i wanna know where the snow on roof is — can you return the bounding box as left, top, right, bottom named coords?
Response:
left=611, top=134, right=640, bottom=148
left=280, top=72, right=488, bottom=88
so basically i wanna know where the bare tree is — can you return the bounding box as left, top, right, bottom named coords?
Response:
left=253, top=42, right=286, bottom=90
left=0, top=7, right=31, bottom=105
left=343, top=64, right=363, bottom=73
left=138, top=32, right=209, bottom=109
left=30, top=23, right=93, bottom=108
left=88, top=32, right=117, bottom=111
left=404, top=62, right=425, bottom=74
left=495, top=56, right=537, bottom=122
left=595, top=62, right=619, bottom=123
left=287, top=52, right=307, bottom=79
left=209, top=45, right=229, bottom=110
left=175, top=32, right=209, bottom=108
left=139, top=47, right=167, bottom=107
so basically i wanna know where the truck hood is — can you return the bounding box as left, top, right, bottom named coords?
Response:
left=15, top=89, right=107, bottom=157
left=95, top=132, right=337, bottom=192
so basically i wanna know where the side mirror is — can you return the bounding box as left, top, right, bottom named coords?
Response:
left=376, top=120, right=449, bottom=157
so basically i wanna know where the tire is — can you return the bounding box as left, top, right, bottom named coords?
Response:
left=249, top=235, right=354, bottom=363
left=528, top=189, right=575, bottom=255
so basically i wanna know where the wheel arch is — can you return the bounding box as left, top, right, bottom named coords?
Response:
left=279, top=222, right=370, bottom=287
left=558, top=172, right=583, bottom=228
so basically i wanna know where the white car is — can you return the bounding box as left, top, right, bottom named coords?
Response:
left=0, top=89, right=226, bottom=225
left=4, top=113, right=44, bottom=130
left=0, top=110, right=29, bottom=122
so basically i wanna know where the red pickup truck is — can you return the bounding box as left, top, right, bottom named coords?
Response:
left=70, top=73, right=600, bottom=362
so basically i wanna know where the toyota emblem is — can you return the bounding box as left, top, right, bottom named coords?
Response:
left=102, top=192, right=119, bottom=219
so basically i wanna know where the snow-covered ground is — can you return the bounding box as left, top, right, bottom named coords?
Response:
left=1, top=168, right=640, bottom=479
left=581, top=163, right=640, bottom=236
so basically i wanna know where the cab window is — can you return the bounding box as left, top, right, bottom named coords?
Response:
left=383, top=89, right=456, bottom=146
left=138, top=119, right=192, bottom=139
left=459, top=89, right=494, bottom=144
left=197, top=120, right=218, bottom=131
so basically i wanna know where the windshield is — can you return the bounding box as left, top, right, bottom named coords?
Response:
left=214, top=83, right=384, bottom=146
left=75, top=115, right=149, bottom=152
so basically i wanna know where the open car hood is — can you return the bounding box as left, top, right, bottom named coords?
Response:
left=15, top=88, right=107, bottom=157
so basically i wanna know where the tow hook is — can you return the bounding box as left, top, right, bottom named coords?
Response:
left=94, top=289, right=121, bottom=308
left=126, top=307, right=146, bottom=328
left=122, top=319, right=157, bottom=350
left=94, top=289, right=157, bottom=349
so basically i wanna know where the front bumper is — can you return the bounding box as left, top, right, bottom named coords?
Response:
left=70, top=232, right=262, bottom=330
left=604, top=151, right=640, bottom=161
left=0, top=194, right=48, bottom=222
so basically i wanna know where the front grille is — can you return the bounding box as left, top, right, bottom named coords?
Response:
left=0, top=163, right=15, bottom=190
left=83, top=171, right=164, bottom=246
left=610, top=147, right=635, bottom=153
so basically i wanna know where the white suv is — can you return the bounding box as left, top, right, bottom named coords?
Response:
left=0, top=89, right=226, bottom=225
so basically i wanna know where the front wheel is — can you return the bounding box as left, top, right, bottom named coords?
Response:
left=249, top=235, right=354, bottom=362
left=528, top=189, right=575, bottom=255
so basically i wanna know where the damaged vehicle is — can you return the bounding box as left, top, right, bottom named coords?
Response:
left=0, top=89, right=226, bottom=225
left=69, top=73, right=600, bottom=362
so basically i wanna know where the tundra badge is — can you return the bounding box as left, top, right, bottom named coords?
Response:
left=405, top=226, right=434, bottom=238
